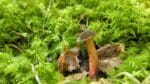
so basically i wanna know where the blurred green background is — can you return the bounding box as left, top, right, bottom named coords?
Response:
left=0, top=0, right=150, bottom=84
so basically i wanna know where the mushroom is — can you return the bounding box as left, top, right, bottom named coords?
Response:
left=77, top=30, right=99, bottom=79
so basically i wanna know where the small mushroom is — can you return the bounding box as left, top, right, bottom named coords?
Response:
left=77, top=30, right=99, bottom=79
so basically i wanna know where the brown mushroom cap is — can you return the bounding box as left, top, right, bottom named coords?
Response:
left=77, top=30, right=95, bottom=42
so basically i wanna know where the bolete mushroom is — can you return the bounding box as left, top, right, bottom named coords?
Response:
left=77, top=30, right=99, bottom=79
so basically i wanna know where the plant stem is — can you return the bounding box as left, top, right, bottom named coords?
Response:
left=31, top=64, right=42, bottom=84
left=113, top=72, right=141, bottom=84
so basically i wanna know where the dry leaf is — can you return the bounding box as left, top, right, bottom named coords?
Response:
left=99, top=57, right=123, bottom=72
left=65, top=71, right=88, bottom=80
left=57, top=46, right=80, bottom=73
left=97, top=43, right=125, bottom=72
left=97, top=43, right=125, bottom=59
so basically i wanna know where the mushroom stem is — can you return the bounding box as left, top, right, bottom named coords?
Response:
left=84, top=38, right=99, bottom=79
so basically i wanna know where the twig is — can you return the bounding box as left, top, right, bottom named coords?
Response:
left=86, top=17, right=89, bottom=27
left=42, top=0, right=53, bottom=31
left=31, top=64, right=42, bottom=84
left=7, top=44, right=23, bottom=53
left=10, top=30, right=25, bottom=37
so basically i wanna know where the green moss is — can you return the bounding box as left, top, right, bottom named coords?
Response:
left=0, top=0, right=150, bottom=83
